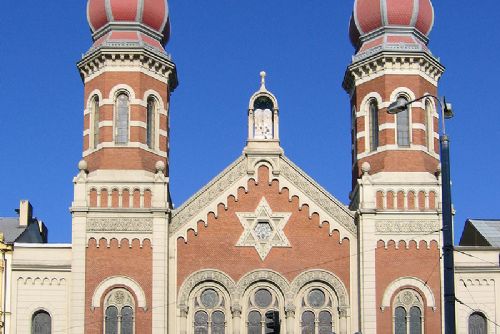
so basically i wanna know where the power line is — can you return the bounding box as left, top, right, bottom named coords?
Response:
left=456, top=297, right=500, bottom=329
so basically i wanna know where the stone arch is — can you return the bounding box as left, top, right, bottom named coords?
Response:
left=235, top=269, right=290, bottom=301
left=381, top=277, right=436, bottom=311
left=92, top=276, right=147, bottom=311
left=108, top=83, right=136, bottom=101
left=290, top=270, right=350, bottom=308
left=178, top=269, right=236, bottom=307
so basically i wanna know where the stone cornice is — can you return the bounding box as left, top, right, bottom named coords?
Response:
left=343, top=51, right=445, bottom=95
left=77, top=47, right=178, bottom=91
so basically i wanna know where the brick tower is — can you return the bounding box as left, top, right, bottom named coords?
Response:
left=343, top=0, right=445, bottom=333
left=70, top=0, right=177, bottom=333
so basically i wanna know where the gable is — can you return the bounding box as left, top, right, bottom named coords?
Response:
left=170, top=154, right=356, bottom=241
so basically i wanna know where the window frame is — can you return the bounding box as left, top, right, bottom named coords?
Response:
left=244, top=284, right=283, bottom=334
left=103, top=288, right=136, bottom=334
left=297, top=284, right=338, bottom=334
left=368, top=99, right=380, bottom=152
left=90, top=95, right=100, bottom=149
left=468, top=311, right=487, bottom=334
left=392, top=289, right=424, bottom=334
left=189, top=284, right=230, bottom=334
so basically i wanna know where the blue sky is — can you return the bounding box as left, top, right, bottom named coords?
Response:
left=1, top=1, right=499, bottom=243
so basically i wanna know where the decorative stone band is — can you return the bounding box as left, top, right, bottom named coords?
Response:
left=343, top=52, right=445, bottom=95
left=87, top=217, right=153, bottom=232
left=376, top=220, right=441, bottom=234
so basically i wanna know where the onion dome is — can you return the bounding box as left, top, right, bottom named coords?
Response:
left=87, top=0, right=171, bottom=48
left=349, top=0, right=434, bottom=60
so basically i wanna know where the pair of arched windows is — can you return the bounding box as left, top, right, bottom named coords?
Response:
left=89, top=93, right=158, bottom=149
left=393, top=289, right=423, bottom=334
left=104, top=288, right=135, bottom=334
left=32, top=310, right=51, bottom=334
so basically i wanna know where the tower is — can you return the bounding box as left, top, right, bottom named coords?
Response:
left=70, top=1, right=177, bottom=333
left=343, top=0, right=445, bottom=332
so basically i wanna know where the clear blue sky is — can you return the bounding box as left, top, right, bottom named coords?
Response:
left=1, top=1, right=499, bottom=243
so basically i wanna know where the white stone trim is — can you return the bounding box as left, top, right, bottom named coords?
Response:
left=91, top=276, right=147, bottom=310
left=356, top=131, right=366, bottom=139
left=99, top=120, right=113, bottom=127
left=379, top=123, right=395, bottom=131
left=130, top=120, right=147, bottom=128
left=412, top=123, right=426, bottom=130
left=389, top=87, right=416, bottom=104
left=381, top=277, right=436, bottom=311
left=108, top=84, right=136, bottom=100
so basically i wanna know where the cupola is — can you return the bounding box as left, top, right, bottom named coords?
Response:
left=349, top=0, right=435, bottom=60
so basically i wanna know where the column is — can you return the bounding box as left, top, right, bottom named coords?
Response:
left=231, top=303, right=242, bottom=334
left=179, top=304, right=189, bottom=334
left=285, top=304, right=295, bottom=334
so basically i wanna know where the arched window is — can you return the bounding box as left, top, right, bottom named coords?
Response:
left=146, top=96, right=156, bottom=149
left=393, top=289, right=423, bottom=334
left=468, top=312, right=487, bottom=334
left=425, top=100, right=433, bottom=152
left=253, top=96, right=274, bottom=140
left=91, top=96, right=100, bottom=149
left=104, top=288, right=135, bottom=334
left=247, top=287, right=280, bottom=334
left=115, top=93, right=130, bottom=144
left=32, top=310, right=51, bottom=334
left=369, top=100, right=379, bottom=152
left=396, top=96, right=410, bottom=147
left=193, top=288, right=226, bottom=334
left=351, top=107, right=357, bottom=164
left=300, top=287, right=335, bottom=334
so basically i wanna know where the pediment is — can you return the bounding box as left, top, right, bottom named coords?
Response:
left=170, top=154, right=356, bottom=240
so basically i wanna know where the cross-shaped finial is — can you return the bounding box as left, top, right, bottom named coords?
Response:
left=260, top=71, right=266, bottom=90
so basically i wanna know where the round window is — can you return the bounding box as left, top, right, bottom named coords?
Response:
left=254, top=289, right=273, bottom=308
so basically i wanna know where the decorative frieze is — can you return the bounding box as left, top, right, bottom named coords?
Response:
left=170, top=157, right=247, bottom=233
left=280, top=158, right=356, bottom=235
left=376, top=220, right=440, bottom=234
left=87, top=217, right=153, bottom=232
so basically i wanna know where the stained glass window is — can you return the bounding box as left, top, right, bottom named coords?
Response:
left=395, top=306, right=407, bottom=334
left=115, top=93, right=129, bottom=144
left=396, top=96, right=410, bottom=147
left=318, top=311, right=332, bottom=334
left=468, top=312, right=487, bottom=334
left=121, top=306, right=134, bottom=334
left=369, top=100, right=379, bottom=151
left=146, top=96, right=156, bottom=149
left=254, top=289, right=272, bottom=308
left=194, top=311, right=209, bottom=334
left=248, top=310, right=262, bottom=334
left=105, top=306, right=118, bottom=334
left=301, top=311, right=315, bottom=334
left=32, top=310, right=51, bottom=334
left=211, top=311, right=226, bottom=334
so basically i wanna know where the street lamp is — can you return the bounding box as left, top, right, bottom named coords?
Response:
left=388, top=94, right=456, bottom=334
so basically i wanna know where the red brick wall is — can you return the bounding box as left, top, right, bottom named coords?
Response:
left=376, top=240, right=442, bottom=334
left=85, top=238, right=153, bottom=334
left=177, top=166, right=351, bottom=292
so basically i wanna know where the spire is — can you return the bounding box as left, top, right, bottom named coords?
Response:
left=260, top=71, right=267, bottom=91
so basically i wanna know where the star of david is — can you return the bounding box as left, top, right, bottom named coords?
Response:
left=235, top=197, right=292, bottom=260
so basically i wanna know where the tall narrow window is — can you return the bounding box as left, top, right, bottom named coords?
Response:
left=395, top=307, right=407, bottom=334
left=32, top=310, right=51, bottom=334
left=105, top=306, right=118, bottom=334
left=92, top=96, right=100, bottom=149
left=115, top=93, right=130, bottom=144
left=396, top=96, right=410, bottom=147
left=146, top=96, right=156, bottom=149
left=369, top=100, right=379, bottom=151
left=425, top=100, right=433, bottom=152
left=468, top=312, right=487, bottom=334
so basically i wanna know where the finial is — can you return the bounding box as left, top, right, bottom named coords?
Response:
left=260, top=71, right=267, bottom=90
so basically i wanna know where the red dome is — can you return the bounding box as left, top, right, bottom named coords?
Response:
left=87, top=0, right=171, bottom=45
left=350, top=0, right=434, bottom=47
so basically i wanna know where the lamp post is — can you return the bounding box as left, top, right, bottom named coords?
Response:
left=388, top=94, right=456, bottom=334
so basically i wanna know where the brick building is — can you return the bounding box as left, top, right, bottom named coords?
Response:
left=4, top=0, right=500, bottom=334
